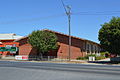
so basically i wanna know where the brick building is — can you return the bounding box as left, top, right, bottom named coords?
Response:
left=15, top=29, right=101, bottom=59
left=0, top=33, right=23, bottom=57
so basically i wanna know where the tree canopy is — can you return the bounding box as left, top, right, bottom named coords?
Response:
left=28, top=30, right=58, bottom=55
left=98, top=17, right=120, bottom=55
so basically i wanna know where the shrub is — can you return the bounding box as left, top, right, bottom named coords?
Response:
left=100, top=52, right=110, bottom=58
left=88, top=54, right=96, bottom=57
left=95, top=56, right=106, bottom=60
left=76, top=56, right=88, bottom=60
left=76, top=53, right=108, bottom=60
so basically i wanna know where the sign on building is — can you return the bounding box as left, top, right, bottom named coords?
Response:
left=0, top=47, right=18, bottom=51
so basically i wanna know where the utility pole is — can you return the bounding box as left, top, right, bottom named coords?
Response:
left=66, top=6, right=71, bottom=61
left=61, top=0, right=71, bottom=61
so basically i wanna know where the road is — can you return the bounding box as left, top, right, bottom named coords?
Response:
left=0, top=61, right=120, bottom=80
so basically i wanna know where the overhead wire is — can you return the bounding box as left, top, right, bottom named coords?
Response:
left=61, top=0, right=68, bottom=15
left=0, top=14, right=66, bottom=24
left=72, top=11, right=120, bottom=15
left=0, top=11, right=120, bottom=24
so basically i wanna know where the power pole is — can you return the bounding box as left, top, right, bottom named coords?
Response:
left=66, top=6, right=71, bottom=61
left=61, top=0, right=71, bottom=61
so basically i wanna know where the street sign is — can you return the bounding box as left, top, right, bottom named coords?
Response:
left=0, top=47, right=18, bottom=52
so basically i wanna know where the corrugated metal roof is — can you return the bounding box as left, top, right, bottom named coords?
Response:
left=0, top=33, right=23, bottom=40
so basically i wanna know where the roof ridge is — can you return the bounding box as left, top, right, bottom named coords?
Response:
left=15, top=28, right=100, bottom=45
left=42, top=29, right=100, bottom=45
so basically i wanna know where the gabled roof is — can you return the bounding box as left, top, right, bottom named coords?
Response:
left=15, top=29, right=100, bottom=45
left=42, top=29, right=100, bottom=45
left=0, top=33, right=23, bottom=40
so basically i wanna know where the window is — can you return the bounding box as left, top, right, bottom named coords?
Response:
left=87, top=44, right=89, bottom=50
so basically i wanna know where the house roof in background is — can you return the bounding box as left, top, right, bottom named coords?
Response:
left=0, top=33, right=23, bottom=40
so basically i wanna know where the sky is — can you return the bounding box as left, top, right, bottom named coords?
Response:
left=0, top=0, right=120, bottom=43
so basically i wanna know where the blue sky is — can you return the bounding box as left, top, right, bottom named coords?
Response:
left=0, top=0, right=120, bottom=43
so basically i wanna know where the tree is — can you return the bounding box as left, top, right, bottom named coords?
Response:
left=28, top=30, right=58, bottom=56
left=98, top=17, right=120, bottom=55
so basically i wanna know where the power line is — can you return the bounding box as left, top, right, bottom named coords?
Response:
left=73, top=11, right=120, bottom=14
left=61, top=0, right=68, bottom=15
left=1, top=10, right=120, bottom=25
left=72, top=13, right=120, bottom=15
left=0, top=14, right=65, bottom=24
left=72, top=11, right=120, bottom=15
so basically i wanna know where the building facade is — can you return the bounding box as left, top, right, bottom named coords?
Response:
left=16, top=29, right=101, bottom=59
left=0, top=33, right=23, bottom=57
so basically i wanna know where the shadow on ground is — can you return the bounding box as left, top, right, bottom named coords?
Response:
left=88, top=61, right=120, bottom=64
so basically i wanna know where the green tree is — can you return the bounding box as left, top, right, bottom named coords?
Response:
left=98, top=17, right=120, bottom=55
left=28, top=30, right=58, bottom=56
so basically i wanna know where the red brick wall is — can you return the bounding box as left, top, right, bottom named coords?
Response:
left=17, top=32, right=86, bottom=59
left=18, top=37, right=37, bottom=56
left=19, top=43, right=37, bottom=56
left=56, top=33, right=85, bottom=59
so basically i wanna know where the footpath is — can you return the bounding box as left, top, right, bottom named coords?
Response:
left=0, top=58, right=120, bottom=66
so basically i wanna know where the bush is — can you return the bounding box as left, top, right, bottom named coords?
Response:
left=95, top=56, right=106, bottom=60
left=88, top=54, right=96, bottom=57
left=76, top=53, right=108, bottom=60
left=76, top=56, right=88, bottom=60
left=77, top=54, right=97, bottom=60
left=100, top=52, right=110, bottom=58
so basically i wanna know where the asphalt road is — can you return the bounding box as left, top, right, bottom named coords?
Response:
left=0, top=61, right=120, bottom=80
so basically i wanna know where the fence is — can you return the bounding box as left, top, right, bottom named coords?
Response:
left=0, top=54, right=70, bottom=61
left=28, top=55, right=69, bottom=61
